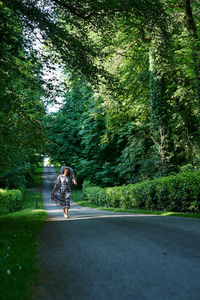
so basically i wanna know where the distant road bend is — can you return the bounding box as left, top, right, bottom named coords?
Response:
left=34, top=166, right=200, bottom=300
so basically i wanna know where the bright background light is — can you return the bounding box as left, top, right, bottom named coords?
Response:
left=31, top=28, right=65, bottom=114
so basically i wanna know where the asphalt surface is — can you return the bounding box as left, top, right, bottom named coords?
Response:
left=35, top=167, right=200, bottom=300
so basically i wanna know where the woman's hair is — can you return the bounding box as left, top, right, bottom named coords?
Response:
left=62, top=167, right=69, bottom=174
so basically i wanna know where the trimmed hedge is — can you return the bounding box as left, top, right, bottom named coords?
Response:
left=82, top=171, right=200, bottom=212
left=0, top=188, right=23, bottom=212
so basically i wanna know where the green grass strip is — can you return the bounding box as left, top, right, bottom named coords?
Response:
left=0, top=190, right=47, bottom=300
left=72, top=190, right=200, bottom=219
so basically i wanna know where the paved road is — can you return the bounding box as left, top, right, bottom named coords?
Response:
left=35, top=167, right=200, bottom=300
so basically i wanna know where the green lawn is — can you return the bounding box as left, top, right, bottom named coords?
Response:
left=0, top=190, right=47, bottom=300
left=72, top=189, right=200, bottom=219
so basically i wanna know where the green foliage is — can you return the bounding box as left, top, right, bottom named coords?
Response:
left=2, top=0, right=170, bottom=85
left=45, top=77, right=120, bottom=186
left=2, top=0, right=200, bottom=189
left=0, top=3, right=46, bottom=188
left=0, top=189, right=23, bottom=213
left=25, top=163, right=44, bottom=188
left=83, top=171, right=200, bottom=213
left=82, top=180, right=92, bottom=194
left=75, top=189, right=200, bottom=218
left=155, top=172, right=200, bottom=212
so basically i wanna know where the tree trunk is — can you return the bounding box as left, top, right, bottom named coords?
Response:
left=149, top=35, right=171, bottom=176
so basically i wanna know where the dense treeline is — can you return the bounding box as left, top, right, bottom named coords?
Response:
left=0, top=2, right=46, bottom=188
left=45, top=0, right=200, bottom=186
left=1, top=0, right=200, bottom=188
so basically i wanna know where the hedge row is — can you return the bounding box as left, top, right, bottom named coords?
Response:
left=82, top=171, right=200, bottom=212
left=0, top=188, right=23, bottom=212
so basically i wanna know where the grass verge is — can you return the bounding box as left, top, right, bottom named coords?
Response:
left=0, top=190, right=47, bottom=300
left=72, top=190, right=200, bottom=219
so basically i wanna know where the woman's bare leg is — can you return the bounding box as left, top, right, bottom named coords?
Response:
left=63, top=207, right=69, bottom=218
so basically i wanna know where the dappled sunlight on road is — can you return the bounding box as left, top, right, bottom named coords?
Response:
left=45, top=210, right=154, bottom=222
left=44, top=198, right=160, bottom=222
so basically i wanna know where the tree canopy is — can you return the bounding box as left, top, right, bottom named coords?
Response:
left=1, top=0, right=200, bottom=187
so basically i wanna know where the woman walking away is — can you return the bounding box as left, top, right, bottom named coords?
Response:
left=51, top=166, right=77, bottom=219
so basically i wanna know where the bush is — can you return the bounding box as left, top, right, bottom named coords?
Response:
left=82, top=171, right=200, bottom=212
left=82, top=180, right=92, bottom=194
left=0, top=189, right=23, bottom=212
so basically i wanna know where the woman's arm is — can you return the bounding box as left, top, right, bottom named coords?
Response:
left=51, top=184, right=57, bottom=195
left=72, top=173, right=77, bottom=185
left=52, top=175, right=61, bottom=195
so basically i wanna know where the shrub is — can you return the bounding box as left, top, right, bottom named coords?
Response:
left=82, top=180, right=92, bottom=195
left=83, top=186, right=103, bottom=204
left=0, top=189, right=23, bottom=212
left=82, top=171, right=200, bottom=212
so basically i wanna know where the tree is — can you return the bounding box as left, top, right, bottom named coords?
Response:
left=0, top=2, right=46, bottom=187
left=2, top=0, right=200, bottom=188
